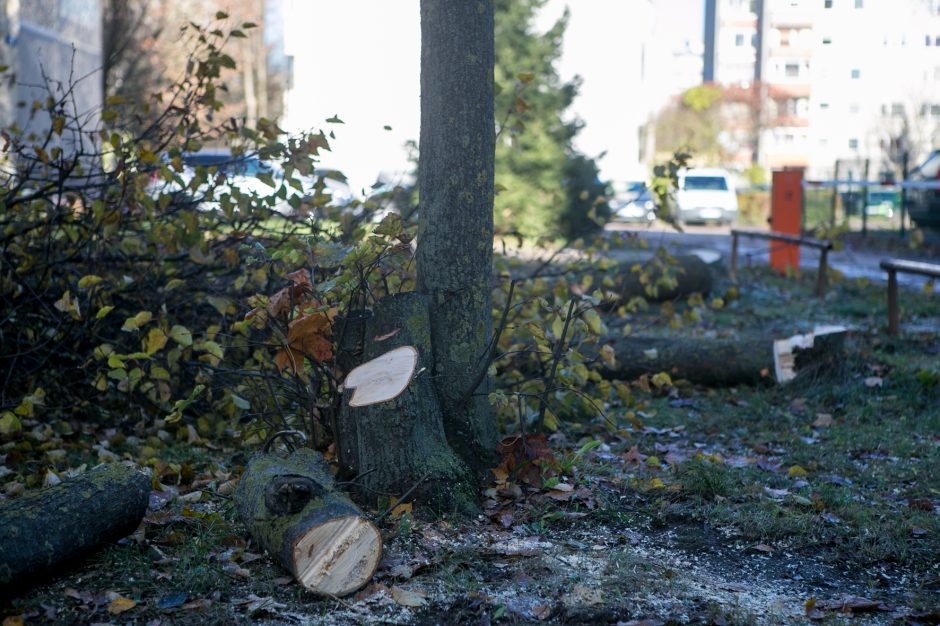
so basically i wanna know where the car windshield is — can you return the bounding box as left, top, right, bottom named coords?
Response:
left=868, top=191, right=895, bottom=203
left=183, top=154, right=273, bottom=176
left=914, top=151, right=940, bottom=178
left=683, top=176, right=728, bottom=191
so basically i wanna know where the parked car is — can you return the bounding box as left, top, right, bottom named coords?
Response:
left=611, top=188, right=657, bottom=223
left=904, top=149, right=940, bottom=230
left=147, top=149, right=357, bottom=215
left=676, top=168, right=738, bottom=225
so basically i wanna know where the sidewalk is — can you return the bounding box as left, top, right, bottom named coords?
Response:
left=605, top=223, right=939, bottom=289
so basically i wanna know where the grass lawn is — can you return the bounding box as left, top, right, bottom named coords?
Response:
left=1, top=262, right=937, bottom=625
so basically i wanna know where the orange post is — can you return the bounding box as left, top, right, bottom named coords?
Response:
left=770, top=169, right=803, bottom=274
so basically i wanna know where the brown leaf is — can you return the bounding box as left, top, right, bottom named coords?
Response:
left=622, top=445, right=648, bottom=465
left=812, top=413, right=833, bottom=428
left=276, top=311, right=334, bottom=372
left=108, top=597, right=137, bottom=615
left=750, top=543, right=774, bottom=554
left=391, top=586, right=427, bottom=607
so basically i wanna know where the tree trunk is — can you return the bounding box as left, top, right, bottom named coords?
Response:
left=416, top=0, right=498, bottom=474
left=235, top=448, right=381, bottom=597
left=336, top=293, right=476, bottom=513
left=0, top=462, right=149, bottom=590
left=599, top=327, right=846, bottom=386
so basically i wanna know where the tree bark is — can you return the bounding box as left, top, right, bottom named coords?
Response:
left=416, top=0, right=498, bottom=474
left=235, top=448, right=381, bottom=597
left=0, top=462, right=149, bottom=590
left=599, top=327, right=846, bottom=386
left=337, top=293, right=476, bottom=513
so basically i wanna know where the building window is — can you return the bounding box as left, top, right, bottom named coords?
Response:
left=932, top=104, right=940, bottom=116
left=823, top=37, right=832, bottom=44
left=849, top=103, right=860, bottom=113
left=891, top=103, right=905, bottom=116
left=786, top=63, right=800, bottom=77
left=824, top=0, right=833, bottom=7
left=855, top=0, right=863, bottom=7
left=851, top=68, right=861, bottom=79
left=849, top=138, right=859, bottom=149
left=820, top=102, right=830, bottom=109
left=735, top=33, right=745, bottom=46
left=935, top=36, right=940, bottom=46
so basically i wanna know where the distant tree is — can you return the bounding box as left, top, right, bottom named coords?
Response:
left=102, top=0, right=285, bottom=131
left=493, top=0, right=606, bottom=239
left=653, top=85, right=728, bottom=166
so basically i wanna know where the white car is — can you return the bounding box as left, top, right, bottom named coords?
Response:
left=676, top=168, right=738, bottom=225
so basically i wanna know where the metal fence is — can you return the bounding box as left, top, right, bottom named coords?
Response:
left=801, top=178, right=940, bottom=237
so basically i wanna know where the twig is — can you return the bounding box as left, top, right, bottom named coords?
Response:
left=375, top=472, right=431, bottom=525
left=536, top=299, right=577, bottom=431
left=456, top=279, right=518, bottom=408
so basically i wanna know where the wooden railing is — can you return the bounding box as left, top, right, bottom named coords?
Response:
left=730, top=229, right=834, bottom=297
left=879, top=258, right=940, bottom=334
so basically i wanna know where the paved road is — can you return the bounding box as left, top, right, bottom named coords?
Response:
left=605, top=222, right=938, bottom=289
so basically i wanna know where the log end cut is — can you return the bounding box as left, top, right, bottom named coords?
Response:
left=291, top=515, right=382, bottom=596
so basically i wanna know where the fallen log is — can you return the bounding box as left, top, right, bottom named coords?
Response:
left=0, top=462, right=150, bottom=590
left=599, top=326, right=847, bottom=386
left=589, top=253, right=715, bottom=305
left=235, top=448, right=382, bottom=597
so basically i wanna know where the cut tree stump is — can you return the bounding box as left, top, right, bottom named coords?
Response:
left=0, top=462, right=149, bottom=590
left=235, top=448, right=381, bottom=597
left=336, top=292, right=477, bottom=513
left=599, top=326, right=847, bottom=386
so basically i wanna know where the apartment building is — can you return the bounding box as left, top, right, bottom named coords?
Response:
left=705, top=0, right=940, bottom=178
left=0, top=0, right=103, bottom=133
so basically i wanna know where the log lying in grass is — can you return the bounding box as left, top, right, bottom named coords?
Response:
left=599, top=326, right=847, bottom=386
left=0, top=462, right=150, bottom=590
left=590, top=253, right=716, bottom=305
left=235, top=448, right=382, bottom=597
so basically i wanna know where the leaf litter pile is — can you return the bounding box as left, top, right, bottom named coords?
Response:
left=2, top=267, right=939, bottom=625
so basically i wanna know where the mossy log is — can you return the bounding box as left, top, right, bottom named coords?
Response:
left=599, top=327, right=846, bottom=386
left=336, top=292, right=477, bottom=513
left=0, top=462, right=149, bottom=590
left=234, top=448, right=381, bottom=597
left=591, top=254, right=715, bottom=305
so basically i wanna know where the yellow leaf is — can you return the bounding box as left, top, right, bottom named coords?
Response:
left=582, top=308, right=605, bottom=335
left=169, top=325, right=193, bottom=347
left=543, top=409, right=558, bottom=432
left=108, top=596, right=137, bottom=615
left=651, top=372, right=672, bottom=388
left=3, top=615, right=25, bottom=626
left=788, top=465, right=808, bottom=478
left=600, top=344, right=616, bottom=368
left=96, top=305, right=115, bottom=319
left=121, top=311, right=152, bottom=332
left=207, top=295, right=233, bottom=315
left=551, top=315, right=564, bottom=340
left=145, top=328, right=168, bottom=355
left=199, top=341, right=224, bottom=360
left=390, top=501, right=413, bottom=518
left=107, top=353, right=125, bottom=369
left=51, top=116, right=65, bottom=136
left=0, top=412, right=22, bottom=435
left=77, top=275, right=103, bottom=289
